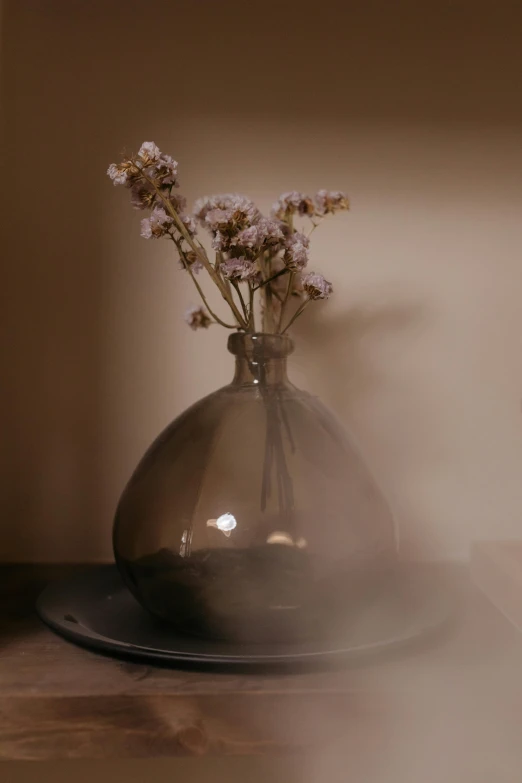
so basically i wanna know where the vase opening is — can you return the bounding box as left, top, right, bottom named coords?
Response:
left=228, top=332, right=294, bottom=387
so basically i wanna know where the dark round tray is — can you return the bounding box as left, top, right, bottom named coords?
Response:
left=36, top=565, right=454, bottom=669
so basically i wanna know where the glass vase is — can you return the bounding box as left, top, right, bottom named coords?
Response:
left=113, top=333, right=397, bottom=643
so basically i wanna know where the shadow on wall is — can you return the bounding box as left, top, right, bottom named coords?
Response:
left=293, top=298, right=445, bottom=559
left=294, top=301, right=425, bottom=409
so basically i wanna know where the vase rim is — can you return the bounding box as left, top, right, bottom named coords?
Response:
left=227, top=332, right=294, bottom=358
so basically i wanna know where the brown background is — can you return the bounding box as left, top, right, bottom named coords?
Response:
left=2, top=2, right=522, bottom=781
left=1, top=0, right=522, bottom=565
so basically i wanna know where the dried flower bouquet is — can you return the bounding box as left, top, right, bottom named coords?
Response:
left=108, top=141, right=348, bottom=335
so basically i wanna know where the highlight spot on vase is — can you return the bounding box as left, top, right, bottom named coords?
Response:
left=206, top=512, right=237, bottom=537
left=180, top=529, right=191, bottom=557
left=266, top=532, right=308, bottom=548
left=267, top=531, right=294, bottom=546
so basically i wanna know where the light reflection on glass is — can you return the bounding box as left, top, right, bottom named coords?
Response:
left=206, top=512, right=237, bottom=537
left=180, top=528, right=191, bottom=557
left=266, top=531, right=308, bottom=548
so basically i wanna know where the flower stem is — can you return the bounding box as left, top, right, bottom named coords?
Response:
left=306, top=217, right=323, bottom=238
left=281, top=298, right=310, bottom=334
left=171, top=237, right=238, bottom=329
left=232, top=281, right=249, bottom=324
left=248, top=283, right=255, bottom=330
left=260, top=252, right=275, bottom=332
left=277, top=272, right=294, bottom=333
left=253, top=267, right=288, bottom=292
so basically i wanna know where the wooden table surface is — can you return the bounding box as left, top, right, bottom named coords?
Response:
left=1, top=564, right=521, bottom=761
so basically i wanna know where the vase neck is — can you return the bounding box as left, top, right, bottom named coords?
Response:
left=232, top=357, right=289, bottom=386
left=228, top=333, right=293, bottom=388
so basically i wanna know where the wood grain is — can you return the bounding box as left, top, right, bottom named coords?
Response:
left=1, top=565, right=521, bottom=760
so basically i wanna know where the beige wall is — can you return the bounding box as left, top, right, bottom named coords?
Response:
left=2, top=0, right=522, bottom=562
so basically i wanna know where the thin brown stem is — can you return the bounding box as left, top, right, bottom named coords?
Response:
left=262, top=254, right=276, bottom=333
left=306, top=217, right=323, bottom=238
left=277, top=272, right=294, bottom=333
left=248, top=283, right=255, bottom=331
left=232, top=281, right=249, bottom=324
left=171, top=237, right=237, bottom=329
left=281, top=298, right=310, bottom=334
left=264, top=285, right=275, bottom=332
left=253, top=267, right=288, bottom=292
left=216, top=252, right=234, bottom=301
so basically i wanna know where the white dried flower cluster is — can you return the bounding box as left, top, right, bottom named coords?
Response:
left=180, top=251, right=203, bottom=275
left=270, top=189, right=349, bottom=221
left=154, top=155, right=178, bottom=186
left=234, top=224, right=259, bottom=248
left=130, top=182, right=156, bottom=210
left=236, top=218, right=285, bottom=251
left=107, top=142, right=179, bottom=190
left=314, top=190, right=349, bottom=215
left=302, top=272, right=333, bottom=300
left=108, top=142, right=198, bottom=248
left=138, top=141, right=161, bottom=162
left=185, top=304, right=212, bottom=330
left=193, top=194, right=259, bottom=225
left=107, top=163, right=129, bottom=186
left=271, top=191, right=315, bottom=220
left=195, top=195, right=286, bottom=262
left=140, top=207, right=173, bottom=239
left=204, top=200, right=260, bottom=253
left=192, top=195, right=215, bottom=224
left=220, top=257, right=260, bottom=284
left=283, top=231, right=309, bottom=271
left=181, top=213, right=197, bottom=237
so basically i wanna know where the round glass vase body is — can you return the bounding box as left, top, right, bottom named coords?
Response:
left=113, top=333, right=397, bottom=644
